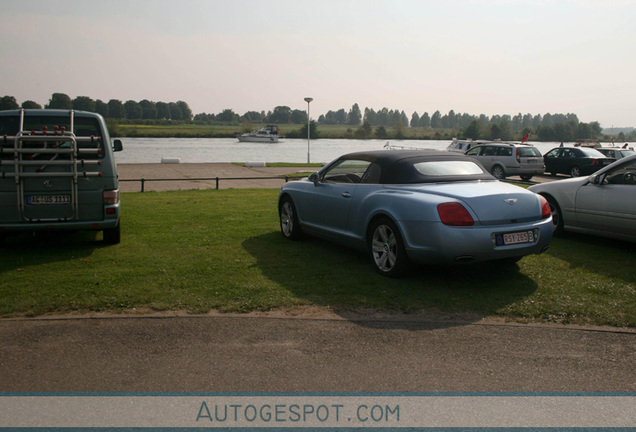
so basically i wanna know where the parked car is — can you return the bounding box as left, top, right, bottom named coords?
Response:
left=464, top=142, right=544, bottom=180
left=529, top=155, right=636, bottom=242
left=596, top=147, right=635, bottom=160
left=0, top=109, right=123, bottom=243
left=278, top=150, right=552, bottom=277
left=543, top=146, right=615, bottom=177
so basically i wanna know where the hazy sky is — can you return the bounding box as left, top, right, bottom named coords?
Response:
left=2, top=0, right=635, bottom=127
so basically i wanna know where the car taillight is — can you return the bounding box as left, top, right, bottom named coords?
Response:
left=103, top=190, right=119, bottom=205
left=539, top=195, right=551, bottom=219
left=516, top=148, right=521, bottom=163
left=438, top=202, right=474, bottom=226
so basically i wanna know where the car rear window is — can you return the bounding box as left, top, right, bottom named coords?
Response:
left=518, top=147, right=542, bottom=157
left=579, top=148, right=606, bottom=157
left=0, top=115, right=105, bottom=160
left=413, top=161, right=485, bottom=176
left=0, top=115, right=101, bottom=136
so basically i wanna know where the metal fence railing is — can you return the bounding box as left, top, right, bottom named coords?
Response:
left=119, top=176, right=536, bottom=192
left=119, top=175, right=305, bottom=192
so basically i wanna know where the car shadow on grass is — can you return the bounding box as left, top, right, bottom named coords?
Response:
left=242, top=231, right=539, bottom=329
left=0, top=231, right=114, bottom=316
left=0, top=231, right=102, bottom=271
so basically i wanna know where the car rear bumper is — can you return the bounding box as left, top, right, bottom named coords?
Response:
left=506, top=167, right=545, bottom=176
left=580, top=166, right=606, bottom=175
left=0, top=220, right=119, bottom=233
left=402, top=218, right=553, bottom=265
left=0, top=213, right=120, bottom=233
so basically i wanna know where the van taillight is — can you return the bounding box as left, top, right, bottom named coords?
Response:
left=516, top=148, right=521, bottom=163
left=103, top=190, right=119, bottom=205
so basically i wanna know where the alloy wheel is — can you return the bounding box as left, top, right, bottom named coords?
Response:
left=371, top=224, right=398, bottom=272
left=280, top=201, right=294, bottom=237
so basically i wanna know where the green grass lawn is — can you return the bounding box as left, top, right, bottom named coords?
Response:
left=1, top=189, right=634, bottom=327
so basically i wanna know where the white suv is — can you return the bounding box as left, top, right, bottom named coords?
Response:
left=465, top=142, right=544, bottom=181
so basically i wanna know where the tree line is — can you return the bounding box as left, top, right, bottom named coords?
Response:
left=1, top=93, right=629, bottom=141
left=0, top=94, right=193, bottom=121
left=194, top=105, right=308, bottom=124
left=197, top=103, right=364, bottom=127
left=194, top=104, right=608, bottom=141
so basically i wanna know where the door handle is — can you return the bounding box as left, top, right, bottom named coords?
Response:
left=341, top=192, right=351, bottom=198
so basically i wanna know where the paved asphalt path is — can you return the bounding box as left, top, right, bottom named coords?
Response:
left=117, top=163, right=311, bottom=192
left=1, top=311, right=634, bottom=392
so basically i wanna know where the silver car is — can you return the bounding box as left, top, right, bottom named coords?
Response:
left=529, top=154, right=636, bottom=242
left=465, top=142, right=544, bottom=181
left=597, top=147, right=635, bottom=160
left=279, top=151, right=553, bottom=277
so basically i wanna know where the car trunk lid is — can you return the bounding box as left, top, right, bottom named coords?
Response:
left=399, top=181, right=543, bottom=225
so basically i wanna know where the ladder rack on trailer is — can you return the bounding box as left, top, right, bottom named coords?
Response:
left=0, top=109, right=104, bottom=223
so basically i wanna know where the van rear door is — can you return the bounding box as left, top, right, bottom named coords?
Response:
left=0, top=111, right=108, bottom=225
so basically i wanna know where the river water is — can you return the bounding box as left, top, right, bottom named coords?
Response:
left=113, top=138, right=624, bottom=165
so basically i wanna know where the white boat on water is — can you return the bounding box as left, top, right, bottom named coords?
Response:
left=237, top=125, right=283, bottom=143
left=446, top=138, right=487, bottom=153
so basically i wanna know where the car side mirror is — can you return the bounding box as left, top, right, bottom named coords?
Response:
left=308, top=172, right=320, bottom=186
left=591, top=174, right=603, bottom=185
left=113, top=139, right=123, bottom=152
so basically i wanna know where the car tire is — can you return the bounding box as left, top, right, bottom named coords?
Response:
left=491, top=165, right=505, bottom=180
left=520, top=175, right=533, bottom=181
left=368, top=217, right=408, bottom=277
left=279, top=196, right=303, bottom=240
left=570, top=166, right=581, bottom=177
left=103, top=221, right=121, bottom=245
left=544, top=195, right=564, bottom=235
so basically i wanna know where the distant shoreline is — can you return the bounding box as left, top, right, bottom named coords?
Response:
left=111, top=122, right=632, bottom=143
left=109, top=122, right=482, bottom=141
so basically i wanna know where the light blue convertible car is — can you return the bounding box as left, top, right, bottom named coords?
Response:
left=278, top=151, right=553, bottom=276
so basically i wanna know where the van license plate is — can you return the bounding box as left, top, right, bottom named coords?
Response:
left=499, top=230, right=534, bottom=245
left=27, top=195, right=71, bottom=205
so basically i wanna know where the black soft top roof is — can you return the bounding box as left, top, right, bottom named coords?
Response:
left=332, top=150, right=494, bottom=184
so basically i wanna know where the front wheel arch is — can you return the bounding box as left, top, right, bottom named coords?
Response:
left=278, top=194, right=304, bottom=240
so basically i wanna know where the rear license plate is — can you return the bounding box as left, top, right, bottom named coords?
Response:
left=496, top=230, right=534, bottom=246
left=27, top=195, right=71, bottom=205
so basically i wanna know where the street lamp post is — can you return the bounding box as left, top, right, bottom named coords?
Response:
left=304, top=97, right=313, bottom=163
